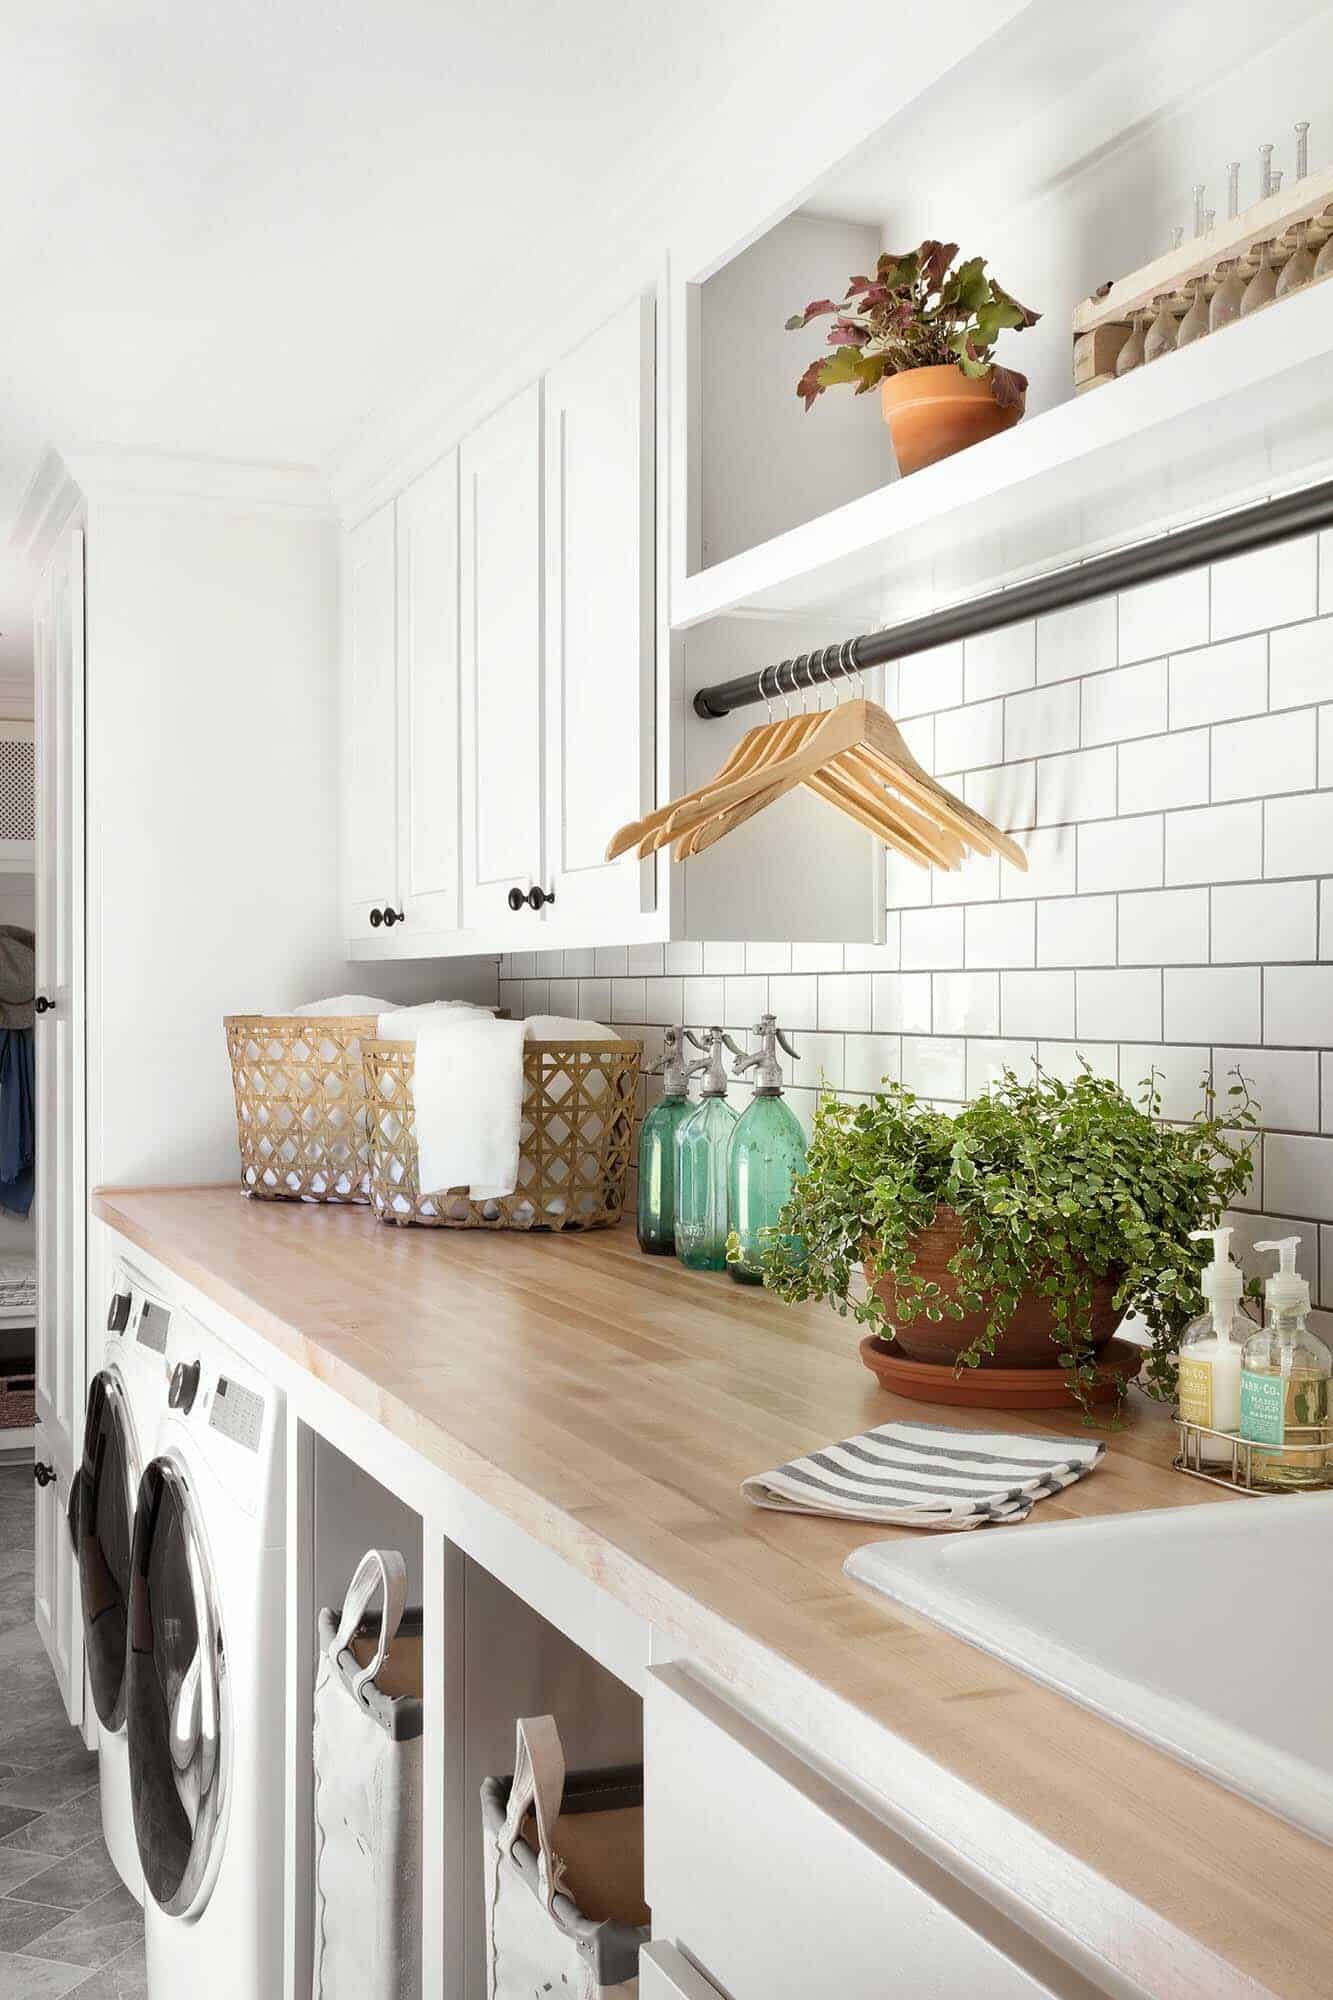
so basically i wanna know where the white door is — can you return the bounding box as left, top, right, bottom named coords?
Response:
left=33, top=526, right=87, bottom=1722
left=459, top=382, right=546, bottom=935
left=544, top=293, right=657, bottom=931
left=342, top=502, right=399, bottom=939
left=396, top=454, right=461, bottom=939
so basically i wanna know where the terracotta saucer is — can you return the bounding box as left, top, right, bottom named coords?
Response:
left=858, top=1333, right=1142, bottom=1410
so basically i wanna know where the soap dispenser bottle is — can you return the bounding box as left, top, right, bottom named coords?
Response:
left=1177, top=1226, right=1244, bottom=1463
left=636, top=1027, right=704, bottom=1257
left=674, top=1028, right=739, bottom=1272
left=726, top=1014, right=808, bottom=1286
left=1239, top=1237, right=1332, bottom=1488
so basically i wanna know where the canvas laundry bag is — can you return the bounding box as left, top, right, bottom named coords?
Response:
left=313, top=1549, right=423, bottom=2000
left=481, top=1715, right=649, bottom=2000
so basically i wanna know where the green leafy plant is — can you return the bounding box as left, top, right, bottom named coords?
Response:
left=760, top=1064, right=1259, bottom=1410
left=787, top=240, right=1040, bottom=413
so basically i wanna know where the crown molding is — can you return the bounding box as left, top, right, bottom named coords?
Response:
left=12, top=446, right=334, bottom=557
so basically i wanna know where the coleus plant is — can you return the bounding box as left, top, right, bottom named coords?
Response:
left=788, top=239, right=1040, bottom=412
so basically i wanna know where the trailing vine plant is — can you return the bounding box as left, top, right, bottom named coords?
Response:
left=760, top=1064, right=1259, bottom=1411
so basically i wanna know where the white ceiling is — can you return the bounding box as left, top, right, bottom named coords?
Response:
left=0, top=0, right=779, bottom=674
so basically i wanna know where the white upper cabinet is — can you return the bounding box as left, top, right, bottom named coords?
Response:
left=459, top=380, right=545, bottom=936
left=543, top=293, right=656, bottom=931
left=342, top=502, right=398, bottom=935
left=396, top=453, right=461, bottom=936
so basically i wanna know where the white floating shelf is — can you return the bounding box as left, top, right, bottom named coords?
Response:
left=672, top=276, right=1333, bottom=634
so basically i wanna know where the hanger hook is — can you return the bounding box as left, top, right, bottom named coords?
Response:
left=779, top=660, right=792, bottom=721
left=760, top=662, right=775, bottom=725
left=812, top=648, right=832, bottom=708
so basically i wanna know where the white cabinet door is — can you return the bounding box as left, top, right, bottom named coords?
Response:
left=460, top=382, right=545, bottom=934
left=396, top=454, right=461, bottom=939
left=543, top=294, right=656, bottom=931
left=33, top=528, right=86, bottom=1722
left=342, top=501, right=398, bottom=938
left=646, top=1665, right=1087, bottom=2000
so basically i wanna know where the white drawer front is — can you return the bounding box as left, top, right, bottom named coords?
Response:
left=644, top=1666, right=1091, bottom=2000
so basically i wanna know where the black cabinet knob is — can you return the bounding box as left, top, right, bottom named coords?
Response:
left=507, top=887, right=526, bottom=912
left=508, top=886, right=556, bottom=912
left=34, top=996, right=54, bottom=1015
left=368, top=907, right=384, bottom=928
left=33, top=1462, right=55, bottom=1489
left=382, top=908, right=405, bottom=928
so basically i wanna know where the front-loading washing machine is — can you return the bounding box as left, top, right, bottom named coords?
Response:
left=126, top=1302, right=285, bottom=1997
left=67, top=1260, right=176, bottom=1900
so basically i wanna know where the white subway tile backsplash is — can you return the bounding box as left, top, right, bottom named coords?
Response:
left=1264, top=792, right=1333, bottom=879
left=610, top=977, right=643, bottom=1022
left=885, top=850, right=933, bottom=909
left=702, top=942, right=746, bottom=975
left=1119, top=568, right=1209, bottom=663
left=792, top=943, right=845, bottom=972
left=965, top=623, right=1035, bottom=701
left=1215, top=1047, right=1318, bottom=1131
left=845, top=923, right=901, bottom=972
left=642, top=976, right=684, bottom=1026
left=1211, top=535, right=1318, bottom=641
left=1078, top=814, right=1163, bottom=893
left=965, top=901, right=1035, bottom=969
left=578, top=977, right=612, bottom=1020
left=594, top=945, right=628, bottom=977
left=548, top=977, right=579, bottom=1014
left=1269, top=618, right=1333, bottom=710
left=932, top=971, right=999, bottom=1037
left=1324, top=880, right=1333, bottom=960
left=899, top=713, right=935, bottom=774
left=1169, top=634, right=1267, bottom=729
left=818, top=973, right=871, bottom=1032
left=626, top=943, right=664, bottom=977
left=683, top=976, right=724, bottom=1025
left=1005, top=680, right=1080, bottom=762
left=1264, top=1133, right=1333, bottom=1223
left=1213, top=709, right=1316, bottom=801
left=1082, top=658, right=1167, bottom=747
left=498, top=979, right=523, bottom=1016
left=902, top=1035, right=966, bottom=1099
left=523, top=979, right=550, bottom=1013
left=1118, top=887, right=1209, bottom=965
left=563, top=947, right=597, bottom=977
left=935, top=699, right=1004, bottom=775
left=843, top=1034, right=902, bottom=1093
left=743, top=942, right=791, bottom=974
left=1165, top=801, right=1263, bottom=885
left=1001, top=969, right=1075, bottom=1039
left=1119, top=1044, right=1211, bottom=1122
left=789, top=1030, right=845, bottom=1090
left=1037, top=1040, right=1118, bottom=1085
left=1227, top=1212, right=1318, bottom=1290
left=898, top=642, right=962, bottom=718
left=1037, top=598, right=1118, bottom=685
left=1163, top=966, right=1261, bottom=1045
left=1077, top=968, right=1161, bottom=1041
left=1035, top=746, right=1116, bottom=826
left=966, top=761, right=1036, bottom=831
left=1117, top=727, right=1210, bottom=815
left=902, top=907, right=964, bottom=971
left=966, top=1039, right=1037, bottom=1097
left=932, top=851, right=1001, bottom=907
left=1004, top=826, right=1075, bottom=900
left=1322, top=705, right=1333, bottom=786
left=1211, top=880, right=1316, bottom=963
left=1264, top=965, right=1333, bottom=1045
left=873, top=973, right=932, bottom=1034
left=1037, top=894, right=1117, bottom=967
left=767, top=974, right=818, bottom=1030
left=723, top=975, right=767, bottom=1022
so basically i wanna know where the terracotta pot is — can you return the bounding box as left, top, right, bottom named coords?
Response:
left=864, top=1205, right=1123, bottom=1369
left=880, top=365, right=1022, bottom=477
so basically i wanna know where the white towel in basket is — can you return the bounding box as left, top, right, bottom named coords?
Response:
left=380, top=1009, right=525, bottom=1200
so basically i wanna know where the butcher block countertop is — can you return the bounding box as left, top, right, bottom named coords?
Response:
left=93, top=1186, right=1328, bottom=1999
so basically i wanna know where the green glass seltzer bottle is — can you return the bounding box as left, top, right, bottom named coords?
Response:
left=726, top=1014, right=807, bottom=1285
left=674, top=1028, right=739, bottom=1272
left=636, top=1027, right=705, bottom=1256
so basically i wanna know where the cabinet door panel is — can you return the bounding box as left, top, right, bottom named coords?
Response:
left=397, top=454, right=461, bottom=938
left=544, top=294, right=655, bottom=930
left=342, top=503, right=398, bottom=935
left=460, top=382, right=544, bottom=932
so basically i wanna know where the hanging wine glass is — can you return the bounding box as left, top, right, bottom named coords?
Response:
left=1176, top=277, right=1210, bottom=347
left=1144, top=294, right=1181, bottom=361
left=1241, top=242, right=1279, bottom=316
left=1276, top=220, right=1315, bottom=298
left=1115, top=309, right=1149, bottom=376
left=1210, top=260, right=1247, bottom=331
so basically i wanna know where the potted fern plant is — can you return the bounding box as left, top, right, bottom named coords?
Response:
left=760, top=1065, right=1259, bottom=1410
left=787, top=240, right=1040, bottom=475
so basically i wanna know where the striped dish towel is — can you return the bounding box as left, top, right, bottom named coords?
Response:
left=741, top=1420, right=1105, bottom=1531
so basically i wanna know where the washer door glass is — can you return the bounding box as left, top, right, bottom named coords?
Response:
left=70, top=1371, right=137, bottom=1731
left=127, top=1457, right=228, bottom=1918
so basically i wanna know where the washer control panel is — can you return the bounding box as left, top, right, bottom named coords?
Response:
left=208, top=1375, right=264, bottom=1453
left=136, top=1301, right=171, bottom=1354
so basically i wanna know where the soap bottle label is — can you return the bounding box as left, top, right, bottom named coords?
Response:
left=1177, top=1355, right=1214, bottom=1428
left=1240, top=1369, right=1285, bottom=1446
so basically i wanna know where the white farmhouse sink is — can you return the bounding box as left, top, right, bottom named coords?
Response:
left=846, top=1493, right=1333, bottom=1843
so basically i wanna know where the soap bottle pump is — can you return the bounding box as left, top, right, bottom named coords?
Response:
left=1239, top=1237, right=1332, bottom=1488
left=726, top=1014, right=808, bottom=1287
left=636, top=1028, right=705, bottom=1257
left=1177, top=1226, right=1244, bottom=1463
left=674, top=1027, right=739, bottom=1272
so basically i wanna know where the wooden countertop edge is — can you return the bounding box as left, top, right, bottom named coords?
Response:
left=91, top=1188, right=1324, bottom=2000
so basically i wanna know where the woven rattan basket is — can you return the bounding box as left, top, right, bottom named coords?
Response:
left=225, top=1015, right=379, bottom=1202
left=363, top=1037, right=641, bottom=1230
left=0, top=1365, right=36, bottom=1433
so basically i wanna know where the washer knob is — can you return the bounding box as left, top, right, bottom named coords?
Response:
left=169, top=1359, right=201, bottom=1414
left=107, top=1291, right=132, bottom=1333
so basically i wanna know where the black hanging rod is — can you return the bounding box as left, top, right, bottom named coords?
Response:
left=692, top=475, right=1333, bottom=719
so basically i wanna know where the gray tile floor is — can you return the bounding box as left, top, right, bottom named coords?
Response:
left=0, top=1465, right=147, bottom=1998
